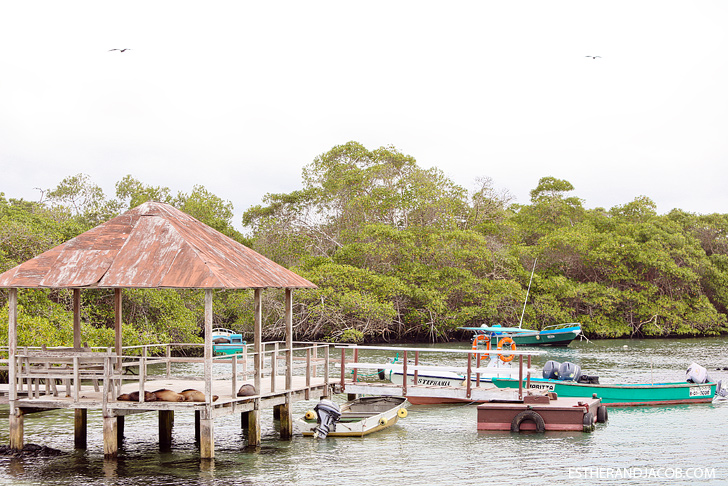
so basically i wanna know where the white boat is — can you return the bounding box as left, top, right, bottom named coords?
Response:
left=299, top=396, right=409, bottom=438
left=383, top=355, right=526, bottom=388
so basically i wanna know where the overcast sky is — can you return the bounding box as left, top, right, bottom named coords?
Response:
left=2, top=2, right=727, bottom=229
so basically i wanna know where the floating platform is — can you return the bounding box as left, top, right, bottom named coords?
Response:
left=476, top=394, right=605, bottom=433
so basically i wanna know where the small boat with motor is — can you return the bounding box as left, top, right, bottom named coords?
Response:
left=460, top=323, right=582, bottom=347
left=211, top=327, right=246, bottom=356
left=491, top=361, right=726, bottom=406
left=299, top=396, right=409, bottom=438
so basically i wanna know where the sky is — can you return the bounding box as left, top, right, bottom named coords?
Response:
left=2, top=1, right=727, bottom=230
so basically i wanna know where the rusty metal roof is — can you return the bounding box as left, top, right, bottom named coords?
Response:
left=0, top=201, right=317, bottom=290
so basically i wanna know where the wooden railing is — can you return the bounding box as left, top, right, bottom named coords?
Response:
left=7, top=341, right=333, bottom=406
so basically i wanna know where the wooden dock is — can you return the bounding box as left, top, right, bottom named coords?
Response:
left=334, top=345, right=546, bottom=404
left=2, top=341, right=333, bottom=458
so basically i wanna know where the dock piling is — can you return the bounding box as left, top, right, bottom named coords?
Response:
left=74, top=409, right=87, bottom=448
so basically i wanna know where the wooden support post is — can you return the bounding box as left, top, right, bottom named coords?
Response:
left=8, top=289, right=18, bottom=416
left=240, top=411, right=249, bottom=429
left=273, top=404, right=281, bottom=420
left=200, top=418, right=214, bottom=459
left=285, top=288, right=293, bottom=391
left=103, top=415, right=118, bottom=458
left=114, top=289, right=122, bottom=372
left=159, top=410, right=174, bottom=449
left=117, top=416, right=125, bottom=446
left=247, top=408, right=261, bottom=446
left=279, top=395, right=293, bottom=440
left=204, top=290, right=213, bottom=406
left=254, top=289, right=262, bottom=397
left=195, top=411, right=201, bottom=443
left=74, top=409, right=87, bottom=449
left=9, top=408, right=24, bottom=451
left=73, top=289, right=81, bottom=348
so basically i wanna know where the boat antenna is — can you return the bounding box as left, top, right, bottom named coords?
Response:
left=518, top=258, right=537, bottom=328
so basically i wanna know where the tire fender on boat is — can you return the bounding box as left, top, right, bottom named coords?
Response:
left=397, top=408, right=408, bottom=418
left=379, top=417, right=388, bottom=427
left=305, top=410, right=316, bottom=421
left=596, top=405, right=608, bottom=424
left=583, top=412, right=595, bottom=432
left=510, top=410, right=545, bottom=433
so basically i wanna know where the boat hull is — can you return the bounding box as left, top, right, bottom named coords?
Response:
left=299, top=396, right=409, bottom=437
left=491, top=378, right=717, bottom=406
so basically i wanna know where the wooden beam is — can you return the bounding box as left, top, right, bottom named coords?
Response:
left=74, top=409, right=87, bottom=449
left=8, top=289, right=17, bottom=410
left=247, top=408, right=261, bottom=446
left=103, top=415, right=118, bottom=458
left=279, top=394, right=293, bottom=440
left=9, top=407, right=23, bottom=451
left=200, top=418, right=214, bottom=459
left=159, top=410, right=174, bottom=450
left=73, top=289, right=81, bottom=349
left=204, top=289, right=213, bottom=406
left=114, top=289, right=122, bottom=371
left=254, top=288, right=262, bottom=395
left=285, top=288, right=293, bottom=391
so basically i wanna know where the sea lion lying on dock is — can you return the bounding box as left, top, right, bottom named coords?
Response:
left=117, top=391, right=157, bottom=402
left=180, top=389, right=219, bottom=402
left=237, top=384, right=256, bottom=397
left=152, top=388, right=186, bottom=402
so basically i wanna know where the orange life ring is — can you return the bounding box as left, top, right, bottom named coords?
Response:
left=472, top=334, right=491, bottom=361
left=497, top=337, right=516, bottom=362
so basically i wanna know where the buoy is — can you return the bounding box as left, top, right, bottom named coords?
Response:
left=304, top=410, right=316, bottom=421
left=379, top=417, right=388, bottom=427
left=397, top=408, right=408, bottom=418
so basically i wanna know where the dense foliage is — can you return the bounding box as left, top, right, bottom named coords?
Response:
left=2, top=143, right=728, bottom=347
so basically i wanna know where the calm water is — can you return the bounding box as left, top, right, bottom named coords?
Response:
left=2, top=337, right=728, bottom=486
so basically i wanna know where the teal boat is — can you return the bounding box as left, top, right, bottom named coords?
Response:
left=212, top=328, right=246, bottom=356
left=492, top=360, right=720, bottom=406
left=461, top=323, right=582, bottom=347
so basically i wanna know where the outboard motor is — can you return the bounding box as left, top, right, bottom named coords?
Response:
left=686, top=363, right=709, bottom=384
left=312, top=399, right=341, bottom=438
left=543, top=360, right=561, bottom=379
left=687, top=363, right=728, bottom=398
left=558, top=361, right=582, bottom=382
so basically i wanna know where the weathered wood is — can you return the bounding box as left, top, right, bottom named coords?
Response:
left=159, top=410, right=174, bottom=449
left=73, top=289, right=81, bottom=348
left=285, top=289, right=293, bottom=391
left=204, top=289, right=212, bottom=406
left=254, top=289, right=262, bottom=396
left=114, top=289, right=122, bottom=372
left=9, top=408, right=23, bottom=450
left=74, top=408, right=87, bottom=448
left=103, top=415, right=118, bottom=458
left=117, top=415, right=125, bottom=446
left=8, top=289, right=17, bottom=408
left=200, top=418, right=214, bottom=459
left=278, top=395, right=293, bottom=440
left=195, top=410, right=200, bottom=443
left=246, top=408, right=261, bottom=446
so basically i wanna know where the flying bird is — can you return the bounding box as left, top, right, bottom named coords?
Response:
left=585, top=55, right=601, bottom=59
left=109, top=48, right=131, bottom=52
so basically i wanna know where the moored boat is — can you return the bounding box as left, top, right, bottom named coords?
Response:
left=211, top=327, right=246, bottom=356
left=299, top=396, right=409, bottom=438
left=461, top=323, right=582, bottom=347
left=491, top=361, right=721, bottom=406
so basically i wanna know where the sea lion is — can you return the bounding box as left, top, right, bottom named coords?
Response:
left=152, top=388, right=186, bottom=402
left=117, top=391, right=157, bottom=402
left=213, top=337, right=231, bottom=344
left=180, top=389, right=219, bottom=402
left=237, top=384, right=256, bottom=397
